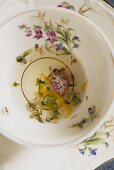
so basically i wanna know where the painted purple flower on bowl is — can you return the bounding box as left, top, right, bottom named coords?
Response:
left=88, top=106, right=96, bottom=115
left=51, top=68, right=69, bottom=96
left=25, top=29, right=32, bottom=37
left=33, top=29, right=43, bottom=40
left=46, top=30, right=57, bottom=44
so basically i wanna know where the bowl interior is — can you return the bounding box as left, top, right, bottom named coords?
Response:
left=0, top=8, right=114, bottom=146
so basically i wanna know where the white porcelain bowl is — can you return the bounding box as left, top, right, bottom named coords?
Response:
left=0, top=7, right=114, bottom=147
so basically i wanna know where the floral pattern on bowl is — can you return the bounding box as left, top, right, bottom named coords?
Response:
left=17, top=12, right=80, bottom=65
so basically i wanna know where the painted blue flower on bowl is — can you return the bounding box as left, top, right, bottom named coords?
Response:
left=89, top=148, right=97, bottom=155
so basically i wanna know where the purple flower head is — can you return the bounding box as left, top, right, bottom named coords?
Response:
left=88, top=106, right=96, bottom=115
left=46, top=30, right=57, bottom=44
left=55, top=42, right=64, bottom=51
left=89, top=148, right=97, bottom=155
left=79, top=149, right=85, bottom=155
left=33, top=29, right=43, bottom=40
left=51, top=68, right=69, bottom=96
left=25, top=29, right=32, bottom=37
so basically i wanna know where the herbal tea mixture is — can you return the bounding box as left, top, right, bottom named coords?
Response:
left=27, top=67, right=81, bottom=123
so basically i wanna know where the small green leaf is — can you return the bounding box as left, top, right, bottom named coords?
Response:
left=38, top=79, right=45, bottom=94
left=46, top=87, right=50, bottom=90
left=84, top=138, right=108, bottom=146
left=28, top=102, right=43, bottom=122
left=39, top=80, right=45, bottom=84
left=28, top=102, right=36, bottom=110
left=42, top=95, right=56, bottom=108
left=16, top=55, right=23, bottom=62
left=93, top=132, right=109, bottom=138
left=16, top=49, right=32, bottom=64
left=66, top=92, right=81, bottom=106
left=105, top=142, right=109, bottom=148
left=22, top=58, right=27, bottom=64
left=57, top=36, right=68, bottom=45
left=13, top=82, right=20, bottom=87
left=64, top=30, right=71, bottom=41
left=42, top=95, right=59, bottom=119
left=33, top=25, right=42, bottom=29
left=23, top=51, right=29, bottom=57
left=16, top=56, right=27, bottom=64
left=72, top=96, right=81, bottom=105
